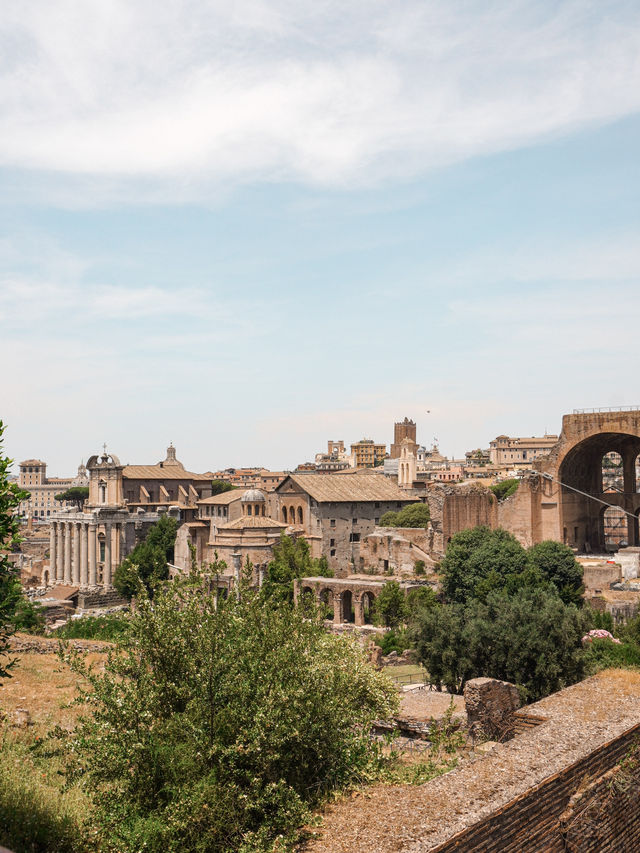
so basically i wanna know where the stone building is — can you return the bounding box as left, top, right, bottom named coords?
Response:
left=489, top=433, right=558, bottom=468
left=390, top=417, right=417, bottom=458
left=46, top=445, right=212, bottom=593
left=274, top=473, right=417, bottom=575
left=17, top=459, right=88, bottom=519
left=350, top=438, right=387, bottom=468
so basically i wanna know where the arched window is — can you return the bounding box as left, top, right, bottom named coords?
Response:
left=297, top=506, right=303, bottom=524
left=247, top=505, right=252, bottom=516
left=282, top=506, right=288, bottom=523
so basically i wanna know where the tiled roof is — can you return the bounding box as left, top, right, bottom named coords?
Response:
left=19, top=459, right=46, bottom=466
left=123, top=465, right=211, bottom=481
left=218, top=515, right=289, bottom=530
left=279, top=473, right=415, bottom=503
left=198, top=491, right=243, bottom=505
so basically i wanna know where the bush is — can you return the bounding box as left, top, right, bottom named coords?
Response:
left=414, top=560, right=426, bottom=575
left=379, top=503, right=430, bottom=528
left=583, top=638, right=640, bottom=671
left=52, top=613, right=130, bottom=642
left=64, top=569, right=397, bottom=853
left=490, top=479, right=519, bottom=501
left=374, top=629, right=409, bottom=655
left=374, top=580, right=408, bottom=628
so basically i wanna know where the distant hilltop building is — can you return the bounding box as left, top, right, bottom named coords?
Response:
left=17, top=459, right=88, bottom=519
left=350, top=438, right=387, bottom=468
left=489, top=434, right=559, bottom=468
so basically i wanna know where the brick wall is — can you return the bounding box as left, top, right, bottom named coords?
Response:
left=559, top=745, right=640, bottom=851
left=430, top=723, right=640, bottom=853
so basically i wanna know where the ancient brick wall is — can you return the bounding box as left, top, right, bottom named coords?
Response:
left=559, top=746, right=640, bottom=852
left=430, top=723, right=640, bottom=853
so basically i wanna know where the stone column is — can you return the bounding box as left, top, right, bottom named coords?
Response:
left=72, top=523, right=81, bottom=585
left=63, top=523, right=72, bottom=584
left=333, top=592, right=343, bottom=625
left=104, top=523, right=112, bottom=589
left=354, top=594, right=365, bottom=627
left=80, top=523, right=88, bottom=587
left=49, top=523, right=57, bottom=585
left=88, top=524, right=97, bottom=587
left=56, top=522, right=64, bottom=582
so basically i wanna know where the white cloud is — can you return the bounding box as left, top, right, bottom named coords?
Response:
left=1, top=0, right=639, bottom=200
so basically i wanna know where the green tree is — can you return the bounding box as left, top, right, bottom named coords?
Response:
left=490, top=478, right=519, bottom=501
left=0, top=421, right=32, bottom=678
left=64, top=569, right=397, bottom=853
left=113, top=514, right=178, bottom=599
left=379, top=503, right=430, bottom=528
left=410, top=587, right=590, bottom=701
left=54, top=486, right=89, bottom=510
left=440, top=526, right=532, bottom=605
left=210, top=480, right=236, bottom=495
left=261, top=535, right=331, bottom=605
left=374, top=580, right=408, bottom=628
left=527, top=540, right=584, bottom=606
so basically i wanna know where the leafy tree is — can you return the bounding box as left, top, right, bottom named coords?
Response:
left=64, top=568, right=397, bottom=853
left=0, top=421, right=32, bottom=678
left=440, top=526, right=532, bottom=605
left=261, top=535, right=331, bottom=605
left=527, top=541, right=584, bottom=606
left=490, top=478, right=519, bottom=501
left=54, top=486, right=89, bottom=510
left=406, top=585, right=438, bottom=616
left=113, top=514, right=178, bottom=599
left=379, top=503, right=430, bottom=528
left=210, top=480, right=236, bottom=495
left=410, top=587, right=590, bottom=701
left=374, top=580, right=408, bottom=628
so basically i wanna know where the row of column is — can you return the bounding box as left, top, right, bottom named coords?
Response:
left=49, top=520, right=123, bottom=589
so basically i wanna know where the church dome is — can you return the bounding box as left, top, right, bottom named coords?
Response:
left=241, top=489, right=265, bottom=503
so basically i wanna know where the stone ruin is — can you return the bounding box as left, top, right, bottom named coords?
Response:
left=464, top=677, right=521, bottom=741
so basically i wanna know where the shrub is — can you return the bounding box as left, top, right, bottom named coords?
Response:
left=374, top=628, right=409, bottom=655
left=64, top=569, right=397, bottom=853
left=490, top=478, right=519, bottom=501
left=374, top=581, right=408, bottom=628
left=52, top=613, right=130, bottom=642
left=379, top=504, right=430, bottom=528
left=414, top=560, right=426, bottom=575
left=583, top=638, right=640, bottom=671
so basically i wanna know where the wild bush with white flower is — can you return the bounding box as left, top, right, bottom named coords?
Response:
left=62, top=563, right=397, bottom=853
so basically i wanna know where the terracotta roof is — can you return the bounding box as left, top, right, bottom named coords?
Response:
left=19, top=459, right=46, bottom=466
left=218, top=515, right=289, bottom=530
left=279, top=473, right=415, bottom=503
left=198, top=491, right=243, bottom=505
left=123, top=465, right=211, bottom=481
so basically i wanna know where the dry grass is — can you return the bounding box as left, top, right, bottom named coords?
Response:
left=0, top=652, right=106, bottom=734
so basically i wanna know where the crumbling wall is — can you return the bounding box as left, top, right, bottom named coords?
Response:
left=464, top=677, right=521, bottom=740
left=559, top=745, right=640, bottom=851
left=426, top=484, right=497, bottom=557
left=430, top=722, right=640, bottom=853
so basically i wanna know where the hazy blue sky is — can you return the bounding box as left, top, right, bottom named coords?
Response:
left=2, top=0, right=640, bottom=474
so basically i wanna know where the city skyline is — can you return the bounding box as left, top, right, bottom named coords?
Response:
left=2, top=1, right=639, bottom=474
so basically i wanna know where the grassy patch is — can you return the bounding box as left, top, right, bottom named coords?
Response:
left=51, top=613, right=130, bottom=643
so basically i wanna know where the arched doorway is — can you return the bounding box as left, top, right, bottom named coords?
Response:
left=558, top=432, right=640, bottom=551
left=319, top=588, right=333, bottom=619
left=362, top=591, right=375, bottom=624
left=341, top=589, right=354, bottom=623
left=300, top=585, right=315, bottom=615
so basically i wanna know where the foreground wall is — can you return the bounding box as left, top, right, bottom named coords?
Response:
left=431, top=723, right=640, bottom=853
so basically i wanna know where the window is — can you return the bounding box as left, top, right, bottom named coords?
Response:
left=349, top=533, right=360, bottom=542
left=330, top=519, right=336, bottom=527
left=330, top=549, right=336, bottom=557
left=330, top=538, right=335, bottom=547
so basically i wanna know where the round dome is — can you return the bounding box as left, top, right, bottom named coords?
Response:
left=241, top=489, right=266, bottom=502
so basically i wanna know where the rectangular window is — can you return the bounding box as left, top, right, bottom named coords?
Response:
left=330, top=549, right=336, bottom=557
left=330, top=538, right=335, bottom=547
left=349, top=533, right=360, bottom=543
left=330, top=519, right=336, bottom=527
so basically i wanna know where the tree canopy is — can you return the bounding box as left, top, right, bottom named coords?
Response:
left=64, top=567, right=396, bottom=853
left=261, top=535, right=331, bottom=605
left=0, top=422, right=39, bottom=678
left=113, top=514, right=178, bottom=599
left=54, top=486, right=89, bottom=509
left=379, top=502, right=430, bottom=528
left=374, top=580, right=408, bottom=628
left=440, top=526, right=584, bottom=607
left=210, top=479, right=236, bottom=495
left=410, top=587, right=590, bottom=701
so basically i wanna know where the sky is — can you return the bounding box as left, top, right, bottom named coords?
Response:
left=2, top=0, right=640, bottom=475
